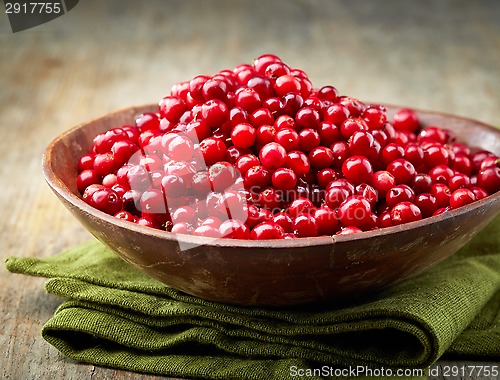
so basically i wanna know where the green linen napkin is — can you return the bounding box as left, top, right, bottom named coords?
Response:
left=5, top=215, right=500, bottom=380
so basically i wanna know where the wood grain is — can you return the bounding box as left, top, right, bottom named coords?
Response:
left=1, top=0, right=499, bottom=378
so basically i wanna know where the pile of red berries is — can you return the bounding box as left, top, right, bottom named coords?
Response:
left=76, top=54, right=500, bottom=239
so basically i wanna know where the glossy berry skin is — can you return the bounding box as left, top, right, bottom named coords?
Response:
left=250, top=221, right=285, bottom=240
left=90, top=188, right=122, bottom=215
left=386, top=158, right=416, bottom=185
left=313, top=207, right=339, bottom=235
left=199, top=137, right=228, bottom=166
left=337, top=195, right=372, bottom=228
left=288, top=197, right=315, bottom=217
left=272, top=168, right=297, bottom=190
left=449, top=189, right=476, bottom=209
left=371, top=171, right=396, bottom=198
left=414, top=193, right=438, bottom=217
left=342, top=155, right=373, bottom=185
left=390, top=202, right=422, bottom=225
left=386, top=185, right=415, bottom=207
left=285, top=151, right=310, bottom=176
left=259, top=142, right=287, bottom=170
left=308, top=146, right=334, bottom=170
left=292, top=214, right=318, bottom=237
left=231, top=123, right=256, bottom=148
left=77, top=170, right=101, bottom=194
left=219, top=219, right=251, bottom=239
left=477, top=166, right=500, bottom=194
left=393, top=108, right=419, bottom=132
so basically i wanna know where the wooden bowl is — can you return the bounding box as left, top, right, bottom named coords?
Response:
left=42, top=104, right=500, bottom=306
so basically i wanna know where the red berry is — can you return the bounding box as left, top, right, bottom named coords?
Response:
left=337, top=195, right=372, bottom=228
left=449, top=188, right=476, bottom=209
left=250, top=222, right=285, bottom=240
left=77, top=169, right=101, bottom=194
left=292, top=214, right=318, bottom=237
left=342, top=156, right=373, bottom=185
left=272, top=168, right=297, bottom=191
left=477, top=166, right=500, bottom=194
left=390, top=202, right=422, bottom=225
left=393, top=108, right=419, bottom=132
left=259, top=142, right=287, bottom=170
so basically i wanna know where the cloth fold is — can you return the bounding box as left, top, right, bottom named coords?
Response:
left=5, top=215, right=500, bottom=380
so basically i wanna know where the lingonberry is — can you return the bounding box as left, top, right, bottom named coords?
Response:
left=362, top=106, right=387, bottom=130
left=431, top=183, right=452, bottom=208
left=381, top=143, right=404, bottom=167
left=316, top=168, right=338, bottom=189
left=340, top=117, right=368, bottom=140
left=469, top=186, right=489, bottom=200
left=255, top=124, right=277, bottom=146
left=235, top=87, right=262, bottom=113
left=199, top=137, right=228, bottom=166
left=77, top=170, right=101, bottom=194
left=448, top=173, right=471, bottom=192
left=219, top=219, right=251, bottom=239
left=292, top=214, right=318, bottom=237
left=258, top=187, right=282, bottom=210
left=235, top=154, right=260, bottom=177
left=288, top=197, right=315, bottom=217
left=371, top=171, right=396, bottom=198
left=244, top=165, right=271, bottom=191
left=308, top=146, right=334, bottom=170
left=390, top=202, right=422, bottom=225
left=393, top=108, right=419, bottom=132
left=428, top=164, right=454, bottom=184
left=298, top=128, right=321, bottom=152
left=323, top=104, right=350, bottom=127
left=411, top=173, right=433, bottom=194
left=244, top=108, right=270, bottom=130
left=313, top=206, right=339, bottom=235
left=323, top=186, right=349, bottom=209
left=318, top=122, right=340, bottom=147
left=114, top=210, right=136, bottom=223
left=272, top=212, right=294, bottom=233
left=259, top=142, right=287, bottom=170
left=349, top=131, right=375, bottom=157
left=449, top=188, right=476, bottom=209
left=231, top=123, right=256, bottom=149
left=274, top=127, right=299, bottom=151
left=272, top=168, right=297, bottom=191
left=77, top=56, right=498, bottom=239
left=385, top=184, right=415, bottom=207
left=295, top=107, right=320, bottom=130
left=247, top=76, right=275, bottom=100
left=285, top=150, right=310, bottom=176
left=159, top=96, right=188, bottom=123
left=386, top=158, right=416, bottom=185
left=167, top=135, right=195, bottom=162
left=77, top=154, right=95, bottom=172
left=414, top=193, right=438, bottom=217
left=342, top=155, right=373, bottom=185
left=91, top=187, right=122, bottom=215
left=337, top=195, right=372, bottom=228
left=477, top=166, right=500, bottom=194
left=250, top=221, right=285, bottom=240
left=337, top=226, right=363, bottom=235
left=171, top=222, right=195, bottom=235
left=330, top=141, right=351, bottom=168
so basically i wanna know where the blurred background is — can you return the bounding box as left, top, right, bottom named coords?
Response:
left=0, top=0, right=499, bottom=376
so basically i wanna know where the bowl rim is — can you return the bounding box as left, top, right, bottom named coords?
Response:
left=42, top=103, right=500, bottom=249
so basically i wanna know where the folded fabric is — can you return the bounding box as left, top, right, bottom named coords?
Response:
left=5, top=215, right=500, bottom=380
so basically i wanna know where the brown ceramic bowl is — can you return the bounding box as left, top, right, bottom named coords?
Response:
left=42, top=104, right=500, bottom=307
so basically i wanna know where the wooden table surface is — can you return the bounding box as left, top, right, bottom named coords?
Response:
left=1, top=0, right=499, bottom=379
